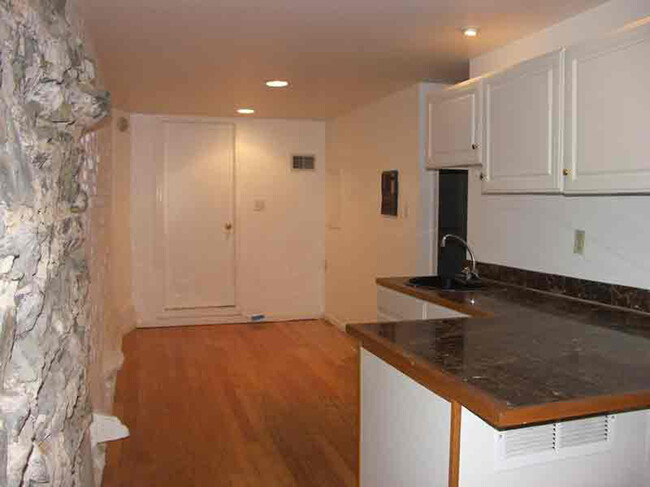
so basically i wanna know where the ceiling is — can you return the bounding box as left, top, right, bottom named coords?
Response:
left=81, top=0, right=607, bottom=119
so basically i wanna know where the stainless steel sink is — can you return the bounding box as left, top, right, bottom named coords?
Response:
left=407, top=275, right=485, bottom=291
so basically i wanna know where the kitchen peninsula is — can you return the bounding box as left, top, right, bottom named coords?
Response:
left=347, top=275, right=650, bottom=487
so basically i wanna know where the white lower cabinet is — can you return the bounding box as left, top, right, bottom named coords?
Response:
left=360, top=349, right=451, bottom=487
left=376, top=286, right=425, bottom=322
left=459, top=408, right=648, bottom=487
left=377, top=285, right=468, bottom=322
left=361, top=348, right=650, bottom=487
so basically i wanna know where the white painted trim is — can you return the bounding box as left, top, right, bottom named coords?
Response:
left=323, top=313, right=347, bottom=331
left=136, top=312, right=324, bottom=328
left=418, top=82, right=448, bottom=276
left=429, top=170, right=439, bottom=275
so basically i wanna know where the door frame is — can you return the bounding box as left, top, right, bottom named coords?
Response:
left=153, top=117, right=242, bottom=323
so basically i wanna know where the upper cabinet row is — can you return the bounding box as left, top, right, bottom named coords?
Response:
left=426, top=19, right=650, bottom=194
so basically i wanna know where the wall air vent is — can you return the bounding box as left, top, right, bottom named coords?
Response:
left=292, top=154, right=316, bottom=170
left=496, top=415, right=615, bottom=470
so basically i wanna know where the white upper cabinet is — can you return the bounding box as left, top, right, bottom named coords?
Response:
left=482, top=50, right=565, bottom=193
left=426, top=79, right=482, bottom=168
left=563, top=20, right=650, bottom=193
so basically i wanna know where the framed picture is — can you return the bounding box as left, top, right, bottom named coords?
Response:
left=381, top=170, right=399, bottom=216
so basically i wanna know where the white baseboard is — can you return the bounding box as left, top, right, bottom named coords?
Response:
left=136, top=312, right=324, bottom=328
left=323, top=313, right=347, bottom=332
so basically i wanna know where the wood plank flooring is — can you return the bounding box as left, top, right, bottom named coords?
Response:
left=102, top=320, right=358, bottom=487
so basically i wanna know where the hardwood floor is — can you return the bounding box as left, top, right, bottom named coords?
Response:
left=102, top=320, right=358, bottom=487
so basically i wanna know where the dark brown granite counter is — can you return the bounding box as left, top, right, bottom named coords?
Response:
left=348, top=277, right=650, bottom=429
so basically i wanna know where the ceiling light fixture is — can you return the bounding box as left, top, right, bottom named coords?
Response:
left=237, top=108, right=255, bottom=115
left=266, top=80, right=290, bottom=88
left=463, top=27, right=479, bottom=37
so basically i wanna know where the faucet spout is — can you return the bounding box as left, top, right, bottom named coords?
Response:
left=440, top=234, right=479, bottom=280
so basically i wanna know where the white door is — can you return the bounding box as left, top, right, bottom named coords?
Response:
left=482, top=50, right=564, bottom=193
left=563, top=19, right=650, bottom=193
left=427, top=79, right=482, bottom=168
left=161, top=121, right=235, bottom=310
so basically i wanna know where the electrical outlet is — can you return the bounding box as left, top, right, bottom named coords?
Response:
left=574, top=230, right=586, bottom=255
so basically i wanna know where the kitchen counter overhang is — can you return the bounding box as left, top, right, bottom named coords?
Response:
left=348, top=277, right=650, bottom=429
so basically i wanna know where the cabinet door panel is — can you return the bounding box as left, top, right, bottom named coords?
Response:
left=482, top=50, right=564, bottom=193
left=564, top=20, right=650, bottom=193
left=427, top=80, right=482, bottom=168
left=425, top=302, right=468, bottom=320
left=377, top=286, right=426, bottom=321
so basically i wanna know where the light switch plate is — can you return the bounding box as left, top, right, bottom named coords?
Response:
left=574, top=229, right=585, bottom=255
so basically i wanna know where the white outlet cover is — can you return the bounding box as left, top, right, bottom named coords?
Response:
left=574, top=229, right=585, bottom=255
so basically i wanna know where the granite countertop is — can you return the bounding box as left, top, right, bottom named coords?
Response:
left=347, top=277, right=650, bottom=429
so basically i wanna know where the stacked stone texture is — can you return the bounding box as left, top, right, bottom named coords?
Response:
left=0, top=0, right=109, bottom=485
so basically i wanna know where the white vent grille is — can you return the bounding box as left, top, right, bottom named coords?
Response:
left=292, top=154, right=315, bottom=170
left=557, top=415, right=611, bottom=448
left=496, top=415, right=615, bottom=470
left=503, top=424, right=556, bottom=458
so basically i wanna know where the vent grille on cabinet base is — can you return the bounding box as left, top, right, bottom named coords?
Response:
left=496, top=414, right=615, bottom=471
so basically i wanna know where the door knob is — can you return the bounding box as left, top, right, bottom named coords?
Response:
left=225, top=223, right=233, bottom=231
left=472, top=144, right=479, bottom=150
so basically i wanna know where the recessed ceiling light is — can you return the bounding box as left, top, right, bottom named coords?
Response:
left=237, top=108, right=255, bottom=115
left=266, top=80, right=290, bottom=88
left=463, top=27, right=479, bottom=37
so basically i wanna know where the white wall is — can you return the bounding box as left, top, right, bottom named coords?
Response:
left=130, top=115, right=326, bottom=326
left=325, top=83, right=446, bottom=327
left=467, top=0, right=650, bottom=290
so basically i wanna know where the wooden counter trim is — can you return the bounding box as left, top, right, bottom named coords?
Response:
left=448, top=402, right=461, bottom=487
left=375, top=278, right=493, bottom=318
left=349, top=324, right=650, bottom=430
left=495, top=391, right=650, bottom=428
left=348, top=326, right=507, bottom=426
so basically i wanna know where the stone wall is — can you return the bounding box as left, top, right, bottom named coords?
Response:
left=0, top=0, right=109, bottom=485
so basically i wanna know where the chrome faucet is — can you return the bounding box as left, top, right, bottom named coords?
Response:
left=440, top=234, right=479, bottom=281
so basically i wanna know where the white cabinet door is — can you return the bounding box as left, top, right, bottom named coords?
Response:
left=377, top=286, right=426, bottom=321
left=482, top=50, right=564, bottom=193
left=427, top=79, right=482, bottom=168
left=425, top=301, right=468, bottom=320
left=563, top=20, right=650, bottom=193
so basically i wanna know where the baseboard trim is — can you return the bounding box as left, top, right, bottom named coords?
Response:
left=136, top=312, right=324, bottom=328
left=323, top=313, right=347, bottom=332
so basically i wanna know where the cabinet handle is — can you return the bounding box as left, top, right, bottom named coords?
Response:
left=562, top=169, right=570, bottom=176
left=479, top=172, right=485, bottom=180
left=471, top=144, right=479, bottom=150
left=225, top=223, right=233, bottom=230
